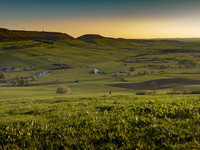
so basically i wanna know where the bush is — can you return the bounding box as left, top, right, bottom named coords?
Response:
left=112, top=74, right=127, bottom=82
left=0, top=72, right=7, bottom=81
left=189, top=91, right=200, bottom=94
left=136, top=92, right=147, bottom=95
left=56, top=86, right=70, bottom=94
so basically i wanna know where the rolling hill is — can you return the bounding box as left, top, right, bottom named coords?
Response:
left=0, top=28, right=74, bottom=42
left=0, top=28, right=187, bottom=47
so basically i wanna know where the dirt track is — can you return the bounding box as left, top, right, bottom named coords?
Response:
left=108, top=78, right=200, bottom=90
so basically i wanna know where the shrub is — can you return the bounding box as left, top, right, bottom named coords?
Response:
left=120, top=77, right=128, bottom=82
left=150, top=81, right=157, bottom=94
left=56, top=86, right=70, bottom=94
left=171, top=83, right=184, bottom=94
left=189, top=91, right=200, bottom=94
left=0, top=72, right=7, bottom=80
left=130, top=67, right=135, bottom=72
left=112, top=74, right=127, bottom=82
left=136, top=92, right=147, bottom=95
left=183, top=88, right=190, bottom=94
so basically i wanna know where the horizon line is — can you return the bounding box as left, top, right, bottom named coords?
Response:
left=2, top=27, right=200, bottom=40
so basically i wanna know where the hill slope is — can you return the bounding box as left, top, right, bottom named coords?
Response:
left=0, top=28, right=23, bottom=41
left=13, top=30, right=74, bottom=41
left=0, top=28, right=74, bottom=42
left=77, top=34, right=106, bottom=43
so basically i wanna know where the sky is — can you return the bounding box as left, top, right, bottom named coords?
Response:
left=1, top=0, right=200, bottom=39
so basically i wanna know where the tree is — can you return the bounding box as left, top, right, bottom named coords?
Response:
left=15, top=75, right=20, bottom=83
left=172, top=83, right=184, bottom=94
left=130, top=67, right=135, bottom=72
left=25, top=80, right=29, bottom=85
left=150, top=81, right=157, bottom=94
left=113, top=74, right=119, bottom=81
left=112, top=74, right=127, bottom=82
left=18, top=79, right=25, bottom=86
left=0, top=72, right=7, bottom=81
left=13, top=80, right=17, bottom=86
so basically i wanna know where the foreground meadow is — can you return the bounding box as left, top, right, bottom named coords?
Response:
left=0, top=94, right=199, bottom=149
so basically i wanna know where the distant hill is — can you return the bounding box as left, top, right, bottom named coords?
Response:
left=76, top=34, right=183, bottom=48
left=77, top=34, right=106, bottom=43
left=0, top=28, right=74, bottom=42
left=0, top=28, right=197, bottom=45
left=154, top=38, right=200, bottom=42
left=77, top=34, right=133, bottom=47
left=13, top=30, right=74, bottom=41
left=0, top=28, right=23, bottom=41
left=170, top=38, right=200, bottom=42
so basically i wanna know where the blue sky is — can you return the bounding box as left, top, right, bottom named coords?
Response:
left=1, top=0, right=199, bottom=18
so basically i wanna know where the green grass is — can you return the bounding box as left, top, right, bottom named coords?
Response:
left=0, top=40, right=41, bottom=49
left=33, top=68, right=108, bottom=84
left=0, top=95, right=199, bottom=149
left=1, top=39, right=200, bottom=96
left=0, top=75, right=172, bottom=98
left=6, top=70, right=43, bottom=80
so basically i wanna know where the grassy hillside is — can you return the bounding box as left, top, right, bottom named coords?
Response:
left=0, top=28, right=74, bottom=42
left=0, top=28, right=23, bottom=41
left=13, top=30, right=74, bottom=41
left=1, top=30, right=200, bottom=96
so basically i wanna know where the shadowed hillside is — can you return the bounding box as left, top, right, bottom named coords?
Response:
left=77, top=34, right=106, bottom=43
left=13, top=30, right=74, bottom=41
left=0, top=28, right=23, bottom=41
left=0, top=28, right=74, bottom=42
left=77, top=34, right=135, bottom=47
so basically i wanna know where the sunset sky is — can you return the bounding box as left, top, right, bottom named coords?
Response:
left=1, top=0, right=200, bottom=39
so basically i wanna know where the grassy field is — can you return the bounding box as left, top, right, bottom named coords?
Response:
left=0, top=75, right=173, bottom=98
left=1, top=36, right=200, bottom=149
left=0, top=95, right=200, bottom=149
left=1, top=39, right=200, bottom=92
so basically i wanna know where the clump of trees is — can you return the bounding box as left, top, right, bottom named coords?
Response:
left=167, top=84, right=188, bottom=94
left=112, top=74, right=127, bottom=82
left=0, top=72, right=7, bottom=81
left=137, top=71, right=149, bottom=76
left=0, top=73, right=31, bottom=86
left=57, top=86, right=70, bottom=94
left=172, top=84, right=184, bottom=94
left=12, top=76, right=30, bottom=86
left=130, top=67, right=135, bottom=72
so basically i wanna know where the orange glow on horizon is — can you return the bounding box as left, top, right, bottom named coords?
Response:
left=5, top=17, right=200, bottom=39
